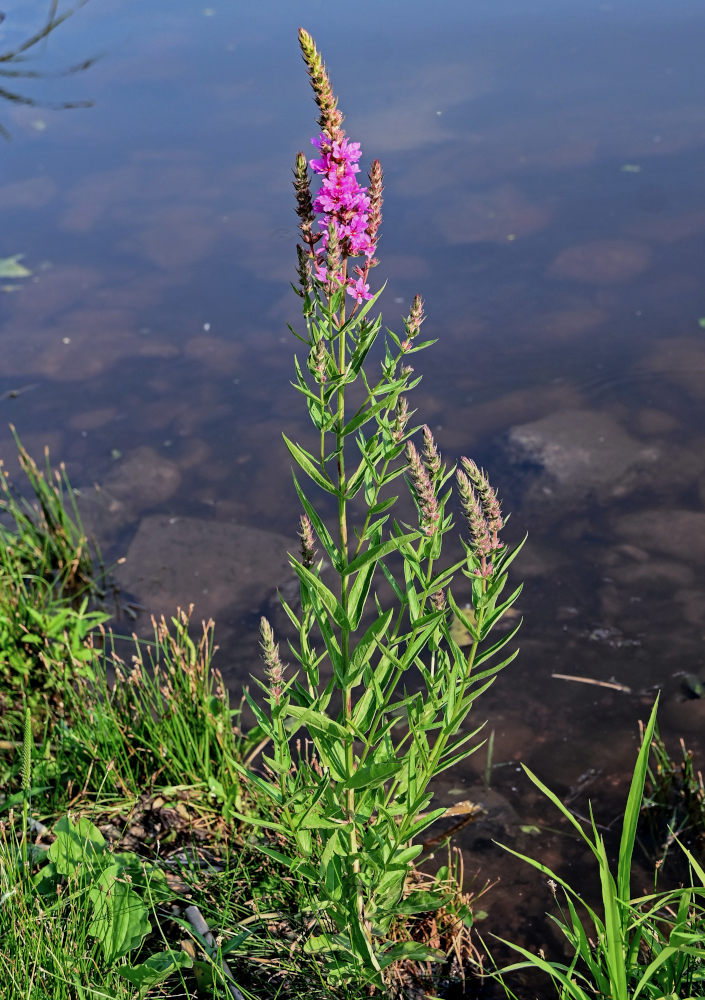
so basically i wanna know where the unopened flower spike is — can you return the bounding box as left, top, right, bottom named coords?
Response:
left=295, top=243, right=313, bottom=297
left=260, top=616, right=286, bottom=705
left=422, top=424, right=442, bottom=480
left=431, top=589, right=446, bottom=612
left=461, top=457, right=504, bottom=541
left=392, top=395, right=410, bottom=443
left=365, top=158, right=383, bottom=257
left=293, top=151, right=315, bottom=246
left=406, top=440, right=440, bottom=536
left=299, top=513, right=316, bottom=568
left=406, top=294, right=425, bottom=339
left=309, top=336, right=327, bottom=383
left=298, top=28, right=344, bottom=137
left=456, top=468, right=491, bottom=558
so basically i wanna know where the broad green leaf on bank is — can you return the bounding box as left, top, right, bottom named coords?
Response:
left=378, top=941, right=446, bottom=969
left=48, top=815, right=106, bottom=875
left=120, top=949, right=193, bottom=996
left=88, top=863, right=151, bottom=964
left=290, top=557, right=350, bottom=629
left=0, top=254, right=31, bottom=278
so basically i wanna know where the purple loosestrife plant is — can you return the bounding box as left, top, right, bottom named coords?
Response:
left=241, top=29, right=524, bottom=991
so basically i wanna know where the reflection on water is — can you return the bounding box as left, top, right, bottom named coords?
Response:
left=3, top=0, right=705, bottom=958
left=0, top=1, right=94, bottom=138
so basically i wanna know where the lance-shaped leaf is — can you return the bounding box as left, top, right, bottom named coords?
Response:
left=286, top=703, right=349, bottom=741
left=292, top=473, right=340, bottom=567
left=290, top=556, right=351, bottom=630
left=342, top=760, right=403, bottom=791
left=345, top=609, right=393, bottom=687
left=283, top=434, right=339, bottom=496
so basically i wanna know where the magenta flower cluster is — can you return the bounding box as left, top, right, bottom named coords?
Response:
left=310, top=132, right=375, bottom=302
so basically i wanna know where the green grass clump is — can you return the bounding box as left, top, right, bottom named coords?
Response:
left=0, top=429, right=107, bottom=735
left=495, top=700, right=705, bottom=1000
left=65, top=610, right=254, bottom=817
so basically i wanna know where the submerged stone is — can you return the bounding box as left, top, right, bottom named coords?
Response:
left=549, top=239, right=651, bottom=284
left=115, top=514, right=292, bottom=626
left=614, top=509, right=705, bottom=564
left=506, top=408, right=658, bottom=502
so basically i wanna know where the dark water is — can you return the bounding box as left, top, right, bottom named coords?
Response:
left=4, top=0, right=705, bottom=972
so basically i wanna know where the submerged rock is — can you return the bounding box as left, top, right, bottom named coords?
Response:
left=613, top=509, right=705, bottom=564
left=506, top=408, right=659, bottom=503
left=115, top=514, right=292, bottom=627
left=78, top=445, right=182, bottom=541
left=548, top=239, right=651, bottom=284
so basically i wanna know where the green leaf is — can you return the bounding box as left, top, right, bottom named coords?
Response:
left=395, top=890, right=447, bottom=915
left=0, top=255, right=31, bottom=278
left=291, top=557, right=350, bottom=629
left=347, top=558, right=376, bottom=631
left=495, top=938, right=593, bottom=1000
left=282, top=434, right=339, bottom=496
left=341, top=398, right=388, bottom=437
left=88, top=863, right=151, bottom=964
left=286, top=703, right=349, bottom=740
left=617, top=696, right=659, bottom=903
left=367, top=496, right=397, bottom=517
left=346, top=610, right=393, bottom=686
left=292, top=473, right=339, bottom=566
left=48, top=816, right=106, bottom=876
left=378, top=941, right=445, bottom=969
left=120, top=950, right=193, bottom=996
left=343, top=760, right=403, bottom=790
left=345, top=532, right=418, bottom=577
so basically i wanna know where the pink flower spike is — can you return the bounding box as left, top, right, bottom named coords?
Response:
left=347, top=276, right=371, bottom=303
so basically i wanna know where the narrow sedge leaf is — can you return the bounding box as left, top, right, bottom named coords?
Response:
left=617, top=695, right=659, bottom=903
left=494, top=939, right=592, bottom=1000
left=596, top=835, right=627, bottom=1000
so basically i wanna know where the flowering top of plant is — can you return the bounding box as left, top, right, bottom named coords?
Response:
left=294, top=29, right=381, bottom=304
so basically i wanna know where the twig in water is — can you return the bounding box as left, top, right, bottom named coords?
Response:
left=552, top=672, right=631, bottom=694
